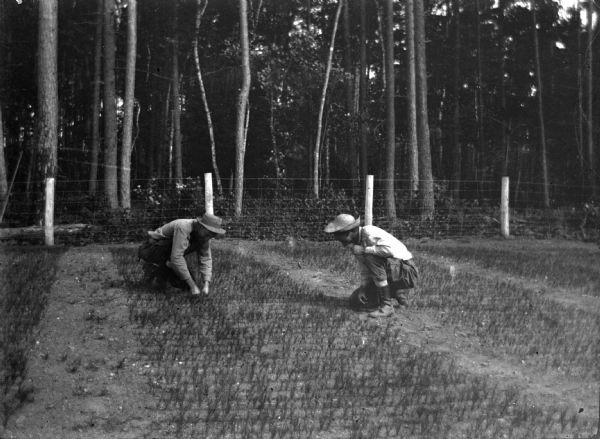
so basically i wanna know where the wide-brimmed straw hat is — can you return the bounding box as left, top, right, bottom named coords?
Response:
left=324, top=214, right=360, bottom=233
left=198, top=213, right=226, bottom=235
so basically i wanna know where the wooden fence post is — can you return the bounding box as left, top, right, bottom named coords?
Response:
left=204, top=172, right=214, bottom=215
left=365, top=175, right=374, bottom=226
left=500, top=176, right=509, bottom=238
left=44, top=177, right=55, bottom=246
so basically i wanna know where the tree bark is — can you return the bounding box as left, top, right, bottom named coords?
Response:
left=89, top=0, right=103, bottom=196
left=374, top=0, right=386, bottom=92
left=499, top=0, right=510, bottom=177
left=0, top=104, right=6, bottom=203
left=171, top=0, right=183, bottom=184
left=383, top=0, right=396, bottom=219
left=343, top=0, right=358, bottom=192
left=269, top=83, right=282, bottom=181
left=586, top=0, right=596, bottom=197
left=359, top=0, right=368, bottom=180
left=451, top=0, right=461, bottom=199
left=193, top=0, right=223, bottom=196
left=120, top=0, right=137, bottom=209
left=576, top=0, right=584, bottom=188
left=406, top=0, right=419, bottom=199
left=103, top=0, right=119, bottom=209
left=159, top=83, right=171, bottom=180
left=234, top=0, right=251, bottom=217
left=313, top=0, right=343, bottom=199
left=0, top=0, right=7, bottom=203
left=414, top=0, right=435, bottom=218
left=37, top=0, right=58, bottom=236
left=37, top=0, right=58, bottom=182
left=475, top=0, right=485, bottom=177
left=532, top=2, right=550, bottom=208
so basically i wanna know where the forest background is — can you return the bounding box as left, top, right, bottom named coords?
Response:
left=0, top=0, right=599, bottom=241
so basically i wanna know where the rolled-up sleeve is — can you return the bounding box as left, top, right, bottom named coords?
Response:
left=198, top=240, right=213, bottom=282
left=363, top=237, right=395, bottom=258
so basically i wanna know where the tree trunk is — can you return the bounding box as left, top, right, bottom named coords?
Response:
left=586, top=0, right=596, bottom=197
left=414, top=0, right=435, bottom=219
left=0, top=0, right=7, bottom=203
left=451, top=0, right=461, bottom=198
left=343, top=0, right=358, bottom=193
left=406, top=0, right=419, bottom=199
left=234, top=0, right=251, bottom=217
left=172, top=0, right=183, bottom=184
left=89, top=0, right=103, bottom=196
left=576, top=0, right=585, bottom=188
left=120, top=0, right=137, bottom=209
left=0, top=104, right=6, bottom=203
left=475, top=0, right=485, bottom=177
left=313, top=0, right=343, bottom=199
left=532, top=2, right=550, bottom=208
left=383, top=0, right=396, bottom=220
left=359, top=0, right=368, bottom=180
left=158, top=83, right=171, bottom=180
left=37, top=0, right=58, bottom=228
left=374, top=0, right=386, bottom=92
left=103, top=0, right=119, bottom=209
left=499, top=0, right=510, bottom=177
left=269, top=83, right=282, bottom=181
left=193, top=0, right=223, bottom=196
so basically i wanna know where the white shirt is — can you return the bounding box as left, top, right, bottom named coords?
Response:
left=359, top=225, right=413, bottom=260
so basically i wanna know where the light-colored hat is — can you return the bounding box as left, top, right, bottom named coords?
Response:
left=324, top=214, right=360, bottom=233
left=198, top=213, right=226, bottom=234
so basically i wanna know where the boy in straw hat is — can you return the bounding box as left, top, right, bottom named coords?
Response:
left=325, top=214, right=418, bottom=318
left=138, top=213, right=226, bottom=296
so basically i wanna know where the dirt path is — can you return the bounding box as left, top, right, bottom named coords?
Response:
left=218, top=240, right=600, bottom=429
left=4, top=246, right=164, bottom=439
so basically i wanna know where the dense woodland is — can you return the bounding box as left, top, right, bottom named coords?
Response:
left=0, top=0, right=599, bottom=227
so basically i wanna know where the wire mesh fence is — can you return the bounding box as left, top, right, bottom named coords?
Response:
left=1, top=176, right=598, bottom=243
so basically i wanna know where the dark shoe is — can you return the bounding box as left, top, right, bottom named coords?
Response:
left=395, top=296, right=409, bottom=308
left=394, top=290, right=410, bottom=308
left=368, top=289, right=395, bottom=318
left=368, top=302, right=394, bottom=318
left=349, top=286, right=379, bottom=311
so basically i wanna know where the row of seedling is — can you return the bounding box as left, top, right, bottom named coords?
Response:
left=109, top=246, right=596, bottom=438
left=257, top=241, right=599, bottom=379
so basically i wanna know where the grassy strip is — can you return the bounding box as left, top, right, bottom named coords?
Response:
left=0, top=247, right=63, bottom=426
left=254, top=241, right=599, bottom=379
left=412, top=241, right=600, bottom=296
left=111, top=246, right=593, bottom=438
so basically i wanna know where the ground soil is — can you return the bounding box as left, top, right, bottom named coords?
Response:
left=1, top=239, right=599, bottom=439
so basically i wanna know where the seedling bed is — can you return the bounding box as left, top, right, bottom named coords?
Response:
left=109, top=243, right=597, bottom=439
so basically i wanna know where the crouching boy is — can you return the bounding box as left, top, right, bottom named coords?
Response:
left=324, top=214, right=418, bottom=318
left=138, top=213, right=225, bottom=296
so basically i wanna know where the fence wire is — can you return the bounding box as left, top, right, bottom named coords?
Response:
left=1, top=177, right=598, bottom=243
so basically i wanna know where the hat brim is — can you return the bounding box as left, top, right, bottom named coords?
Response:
left=324, top=217, right=360, bottom=233
left=199, top=221, right=226, bottom=235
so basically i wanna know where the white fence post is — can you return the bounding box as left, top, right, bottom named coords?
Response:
left=204, top=172, right=214, bottom=215
left=44, top=177, right=55, bottom=246
left=500, top=176, right=509, bottom=238
left=365, top=175, right=374, bottom=226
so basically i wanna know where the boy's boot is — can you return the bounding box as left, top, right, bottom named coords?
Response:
left=395, top=290, right=410, bottom=308
left=368, top=285, right=394, bottom=318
